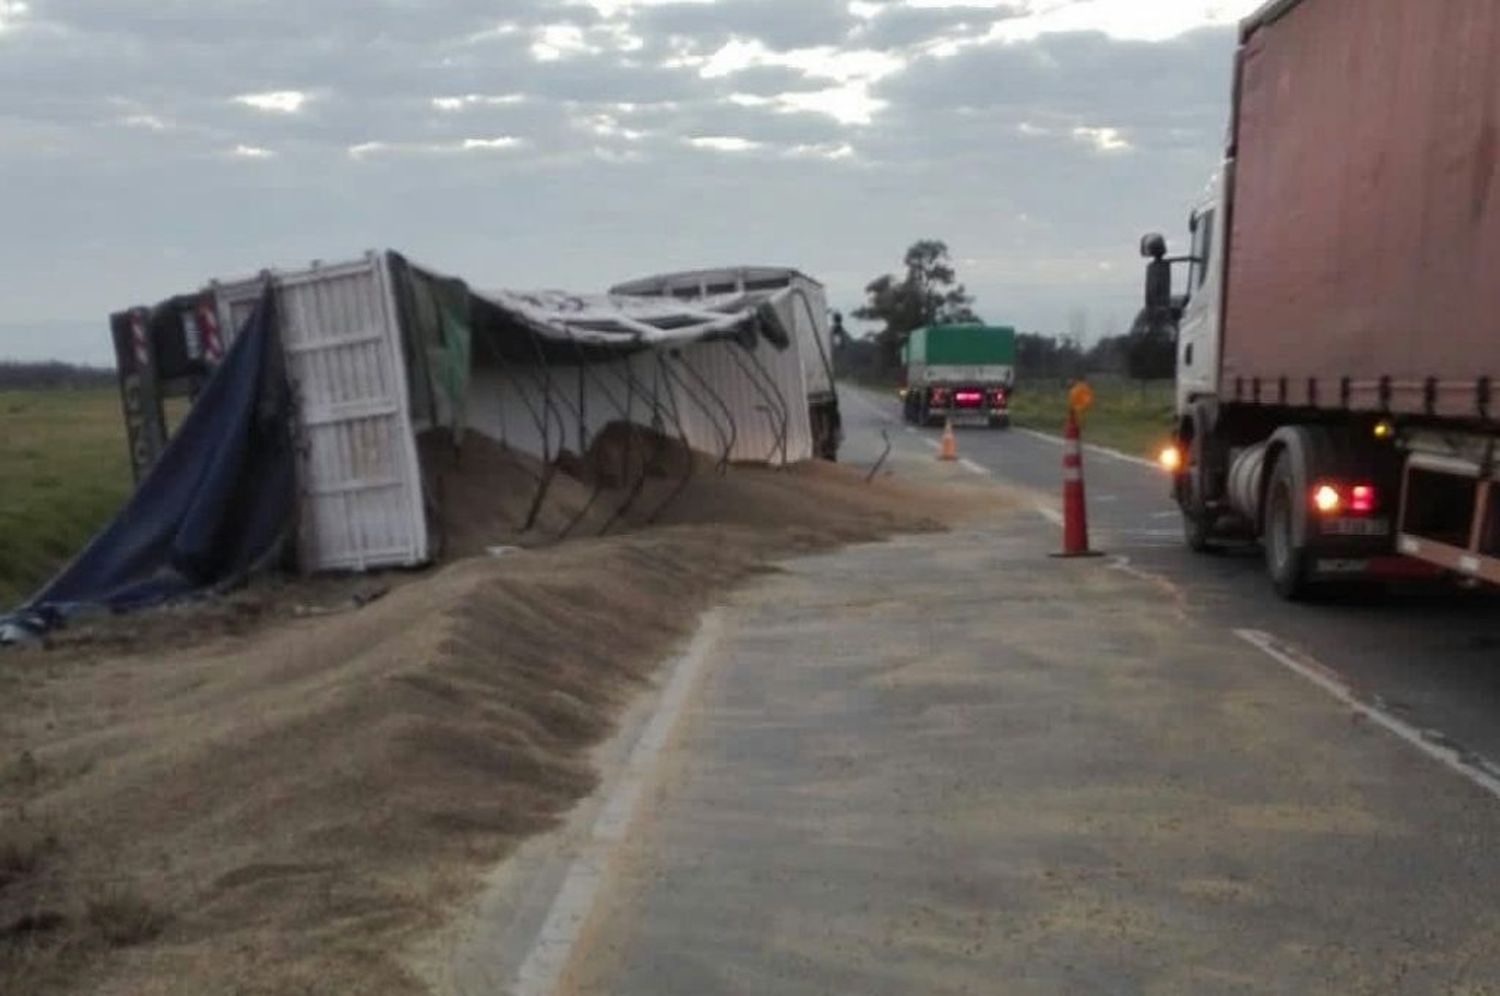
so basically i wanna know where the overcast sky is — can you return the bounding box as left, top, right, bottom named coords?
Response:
left=0, top=0, right=1262, bottom=364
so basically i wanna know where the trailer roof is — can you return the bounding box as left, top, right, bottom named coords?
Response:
left=1240, top=0, right=1306, bottom=40
left=611, top=266, right=822, bottom=297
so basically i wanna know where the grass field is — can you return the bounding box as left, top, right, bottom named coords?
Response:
left=1009, top=378, right=1176, bottom=459
left=0, top=388, right=133, bottom=610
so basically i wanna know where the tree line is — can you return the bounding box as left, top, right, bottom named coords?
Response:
left=0, top=361, right=116, bottom=390
left=835, top=240, right=1174, bottom=383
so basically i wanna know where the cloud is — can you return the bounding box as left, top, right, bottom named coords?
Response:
left=349, top=136, right=526, bottom=158
left=636, top=0, right=855, bottom=50
left=0, top=0, right=1251, bottom=361
left=686, top=135, right=761, bottom=152
left=1072, top=125, right=1131, bottom=153
left=0, top=0, right=28, bottom=32
left=229, top=144, right=275, bottom=159
left=234, top=90, right=308, bottom=114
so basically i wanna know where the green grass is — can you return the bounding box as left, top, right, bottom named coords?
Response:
left=1009, top=378, right=1177, bottom=459
left=0, top=388, right=133, bottom=610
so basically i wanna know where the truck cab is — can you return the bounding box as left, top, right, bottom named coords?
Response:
left=1173, top=175, right=1228, bottom=414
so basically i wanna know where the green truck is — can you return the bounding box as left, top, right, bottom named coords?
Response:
left=901, top=324, right=1017, bottom=429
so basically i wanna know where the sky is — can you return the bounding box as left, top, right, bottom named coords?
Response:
left=0, top=0, right=1264, bottom=364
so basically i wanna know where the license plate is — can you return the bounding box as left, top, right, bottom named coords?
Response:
left=1321, top=517, right=1390, bottom=537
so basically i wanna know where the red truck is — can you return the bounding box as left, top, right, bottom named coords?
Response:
left=1144, top=0, right=1500, bottom=598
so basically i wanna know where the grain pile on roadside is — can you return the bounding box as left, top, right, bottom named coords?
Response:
left=0, top=436, right=999, bottom=996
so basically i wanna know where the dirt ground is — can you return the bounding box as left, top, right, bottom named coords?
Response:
left=0, top=430, right=997, bottom=995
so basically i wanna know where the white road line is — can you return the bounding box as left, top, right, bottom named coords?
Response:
left=1017, top=428, right=1160, bottom=471
left=1035, top=504, right=1064, bottom=527
left=1088, top=445, right=1158, bottom=471
left=920, top=437, right=941, bottom=452
left=841, top=385, right=905, bottom=427
left=510, top=613, right=726, bottom=996
left=1234, top=629, right=1500, bottom=804
left=959, top=458, right=989, bottom=476
left=1018, top=428, right=1061, bottom=448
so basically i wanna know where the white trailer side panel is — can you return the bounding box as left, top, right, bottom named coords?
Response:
left=212, top=253, right=429, bottom=572
left=466, top=335, right=812, bottom=467
left=609, top=267, right=835, bottom=404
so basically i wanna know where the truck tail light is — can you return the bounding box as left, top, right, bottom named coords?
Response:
left=930, top=387, right=952, bottom=406
left=989, top=387, right=1008, bottom=407
left=955, top=390, right=984, bottom=408
left=1311, top=483, right=1379, bottom=516
left=1312, top=484, right=1343, bottom=515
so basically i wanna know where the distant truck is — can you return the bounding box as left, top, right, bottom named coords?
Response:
left=900, top=324, right=1016, bottom=429
left=1143, top=0, right=1500, bottom=598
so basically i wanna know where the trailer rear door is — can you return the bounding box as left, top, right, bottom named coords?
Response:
left=214, top=252, right=429, bottom=572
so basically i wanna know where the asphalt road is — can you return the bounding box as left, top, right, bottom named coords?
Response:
left=441, top=392, right=1500, bottom=995
left=840, top=385, right=1500, bottom=777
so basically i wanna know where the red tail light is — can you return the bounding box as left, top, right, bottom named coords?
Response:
left=929, top=387, right=952, bottom=406
left=989, top=387, right=1008, bottom=407
left=1312, top=483, right=1379, bottom=517
left=954, top=390, right=984, bottom=408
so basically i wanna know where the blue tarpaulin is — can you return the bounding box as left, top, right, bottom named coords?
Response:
left=2, top=288, right=295, bottom=639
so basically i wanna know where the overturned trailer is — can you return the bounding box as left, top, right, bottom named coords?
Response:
left=5, top=251, right=835, bottom=635
left=206, top=252, right=833, bottom=572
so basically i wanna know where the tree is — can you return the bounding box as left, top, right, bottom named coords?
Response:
left=854, top=240, right=979, bottom=374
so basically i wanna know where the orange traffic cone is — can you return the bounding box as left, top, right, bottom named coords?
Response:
left=1053, top=408, right=1103, bottom=558
left=938, top=419, right=958, bottom=462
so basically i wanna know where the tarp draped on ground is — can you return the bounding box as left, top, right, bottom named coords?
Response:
left=2, top=290, right=295, bottom=638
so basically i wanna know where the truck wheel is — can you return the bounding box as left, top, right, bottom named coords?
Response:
left=1182, top=506, right=1216, bottom=553
left=1264, top=456, right=1310, bottom=600
left=1179, top=428, right=1217, bottom=553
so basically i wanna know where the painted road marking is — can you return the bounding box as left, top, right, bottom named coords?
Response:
left=843, top=385, right=906, bottom=428
left=1018, top=428, right=1160, bottom=471
left=959, top=458, right=988, bottom=476
left=511, top=613, right=727, bottom=996
left=1035, top=504, right=1064, bottom=527
left=1235, top=629, right=1500, bottom=804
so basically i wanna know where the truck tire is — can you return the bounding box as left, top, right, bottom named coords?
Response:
left=1264, top=454, right=1311, bottom=600
left=1178, top=419, right=1218, bottom=553
left=1182, top=506, right=1216, bottom=553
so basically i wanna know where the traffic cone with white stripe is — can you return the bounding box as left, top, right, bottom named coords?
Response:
left=1053, top=408, right=1102, bottom=558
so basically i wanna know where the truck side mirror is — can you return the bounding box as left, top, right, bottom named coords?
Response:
left=1145, top=258, right=1173, bottom=313
left=1140, top=233, right=1168, bottom=259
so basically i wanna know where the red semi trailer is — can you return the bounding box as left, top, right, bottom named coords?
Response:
left=1143, top=0, right=1500, bottom=598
